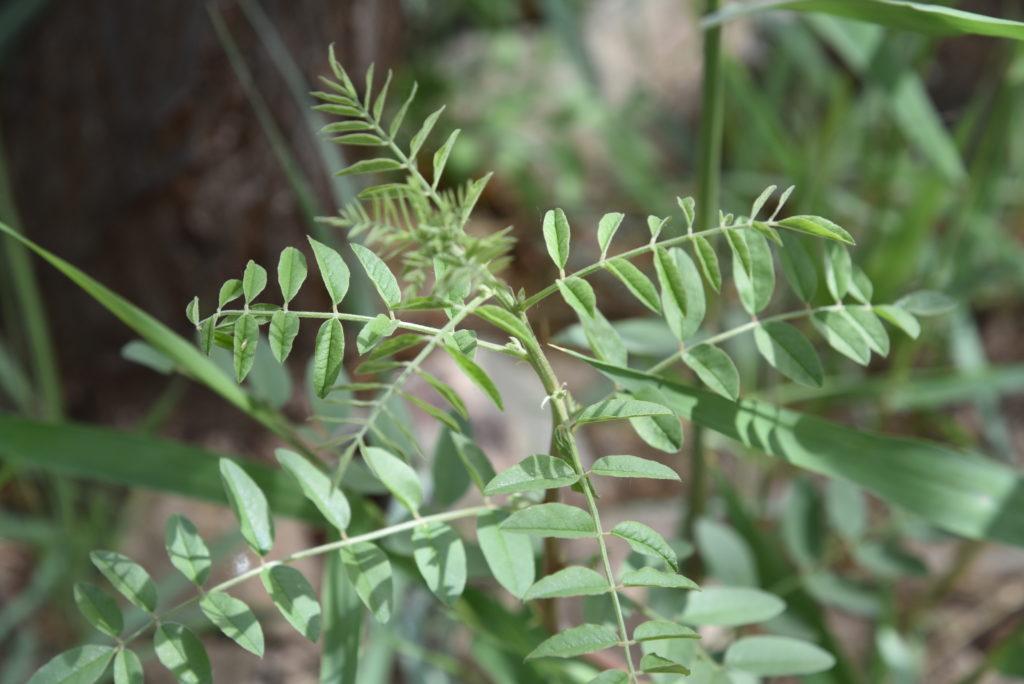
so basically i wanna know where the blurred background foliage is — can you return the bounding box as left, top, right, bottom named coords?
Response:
left=1, top=0, right=1023, bottom=682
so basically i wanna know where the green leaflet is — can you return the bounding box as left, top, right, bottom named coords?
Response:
left=628, top=387, right=684, bottom=453
left=597, top=212, right=624, bottom=258
left=483, top=454, right=579, bottom=495
left=639, top=653, right=690, bottom=676
left=609, top=521, right=678, bottom=570
left=750, top=184, right=777, bottom=219
left=262, top=565, right=322, bottom=641
left=500, top=503, right=597, bottom=539
left=897, top=289, right=956, bottom=316
left=653, top=246, right=687, bottom=338
left=90, top=551, right=158, bottom=613
left=875, top=304, right=920, bottom=339
left=165, top=514, right=212, bottom=586
left=647, top=215, right=669, bottom=240
left=269, top=310, right=300, bottom=363
left=277, top=246, right=308, bottom=304
left=153, top=623, right=212, bottom=684
left=590, top=455, right=680, bottom=481
left=320, top=549, right=362, bottom=683
left=813, top=310, right=871, bottom=366
left=696, top=518, right=759, bottom=586
left=451, top=433, right=497, bottom=493
left=692, top=235, right=722, bottom=292
left=219, top=278, right=243, bottom=308
left=779, top=232, right=818, bottom=302
left=754, top=321, right=824, bottom=387
left=557, top=277, right=597, bottom=318
left=307, top=237, right=350, bottom=307
left=825, top=243, right=852, bottom=300
left=557, top=347, right=1024, bottom=548
left=362, top=446, right=422, bottom=514
left=340, top=541, right=393, bottom=623
left=590, top=671, right=629, bottom=684
left=777, top=215, right=855, bottom=244
left=844, top=307, right=890, bottom=356
left=432, top=129, right=460, bottom=185
left=702, top=0, right=1024, bottom=41
left=682, top=344, right=740, bottom=400
left=312, top=318, right=345, bottom=399
left=27, top=645, right=115, bottom=684
left=242, top=260, right=268, bottom=304
left=733, top=230, right=775, bottom=315
left=526, top=623, right=619, bottom=660
left=356, top=314, right=398, bottom=354
left=633, top=620, right=698, bottom=642
left=725, top=227, right=752, bottom=276
left=474, top=305, right=531, bottom=342
left=219, top=458, right=275, bottom=556
left=477, top=510, right=535, bottom=599
left=200, top=591, right=265, bottom=656
left=620, top=567, right=698, bottom=590
left=412, top=520, right=467, bottom=605
left=677, top=196, right=696, bottom=228
left=826, top=479, right=867, bottom=541
left=351, top=243, right=400, bottom=307
left=580, top=308, right=629, bottom=366
left=417, top=368, right=468, bottom=419
left=232, top=314, right=258, bottom=383
left=542, top=208, right=571, bottom=270
left=185, top=296, right=200, bottom=327
left=681, top=586, right=786, bottom=627
left=667, top=247, right=705, bottom=340
left=576, top=396, right=672, bottom=425
left=410, top=105, right=445, bottom=157
left=604, top=259, right=661, bottom=313
left=443, top=344, right=503, bottom=409
left=73, top=583, right=123, bottom=637
left=337, top=157, right=404, bottom=176
left=276, top=448, right=351, bottom=532
left=523, top=566, right=609, bottom=600
left=724, top=635, right=836, bottom=676
left=113, top=649, right=143, bottom=684
left=849, top=266, right=874, bottom=304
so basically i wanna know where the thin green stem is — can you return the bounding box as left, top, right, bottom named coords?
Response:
left=123, top=503, right=495, bottom=644
left=517, top=312, right=639, bottom=682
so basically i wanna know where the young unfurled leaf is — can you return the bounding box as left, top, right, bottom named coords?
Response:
left=677, top=196, right=696, bottom=229
left=557, top=277, right=597, bottom=318
left=542, top=208, right=571, bottom=271
left=609, top=521, right=678, bottom=570
left=113, top=649, right=143, bottom=684
left=875, top=304, right=921, bottom=339
left=185, top=297, right=200, bottom=328
left=620, top=566, right=698, bottom=590
left=165, top=514, right=211, bottom=586
left=523, top=566, right=609, bottom=600
left=628, top=388, right=683, bottom=453
left=825, top=243, right=852, bottom=301
left=312, top=318, right=345, bottom=399
left=679, top=586, right=785, bottom=626
left=692, top=235, right=722, bottom=292
left=242, top=261, right=267, bottom=305
left=639, top=653, right=690, bottom=676
left=656, top=247, right=705, bottom=340
left=262, top=565, right=322, bottom=642
left=779, top=232, right=818, bottom=302
left=724, top=635, right=836, bottom=676
left=604, top=259, right=660, bottom=314
left=590, top=455, right=679, bottom=481
left=277, top=247, right=307, bottom=304
left=356, top=314, right=398, bottom=354
left=597, top=212, right=624, bottom=258
left=73, top=582, right=123, bottom=637
left=153, top=623, right=211, bottom=684
left=576, top=396, right=672, bottom=425
left=351, top=243, right=401, bottom=307
left=340, top=541, right=393, bottom=623
left=477, top=510, right=535, bottom=599
left=90, top=551, right=158, bottom=613
left=412, top=521, right=467, bottom=605
left=451, top=433, right=497, bottom=493
left=269, top=310, right=300, bottom=363
left=526, top=623, right=620, bottom=660
left=432, top=129, right=460, bottom=187
left=813, top=310, right=870, bottom=365
left=682, top=344, right=740, bottom=400
left=218, top=278, right=243, bottom=309
left=28, top=645, right=116, bottom=684
left=199, top=591, right=265, bottom=657
left=734, top=231, right=775, bottom=315
left=845, top=307, right=890, bottom=356
left=897, top=290, right=956, bottom=316
left=750, top=184, right=777, bottom=219
left=232, top=314, right=258, bottom=382
left=777, top=215, right=855, bottom=244
left=363, top=446, right=422, bottom=513
left=307, top=237, right=350, bottom=307
left=219, top=458, right=274, bottom=556
left=500, top=503, right=597, bottom=539
left=443, top=344, right=503, bottom=409
left=483, top=454, right=579, bottom=496
left=633, top=620, right=699, bottom=642
left=754, top=321, right=824, bottom=387
left=647, top=215, right=669, bottom=240
left=410, top=105, right=445, bottom=158
left=772, top=184, right=795, bottom=219
left=337, top=157, right=404, bottom=176
left=276, top=448, right=351, bottom=532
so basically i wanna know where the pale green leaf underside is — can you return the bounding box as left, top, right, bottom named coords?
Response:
left=724, top=635, right=836, bottom=676
left=500, top=503, right=597, bottom=539
left=484, top=454, right=579, bottom=495
left=523, top=565, right=609, bottom=600
left=477, top=510, right=535, bottom=599
left=526, top=623, right=619, bottom=660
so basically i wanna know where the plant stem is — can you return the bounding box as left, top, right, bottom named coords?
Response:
left=516, top=311, right=639, bottom=682
left=122, top=503, right=495, bottom=644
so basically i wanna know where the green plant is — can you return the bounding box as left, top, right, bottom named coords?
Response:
left=19, top=46, right=963, bottom=683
